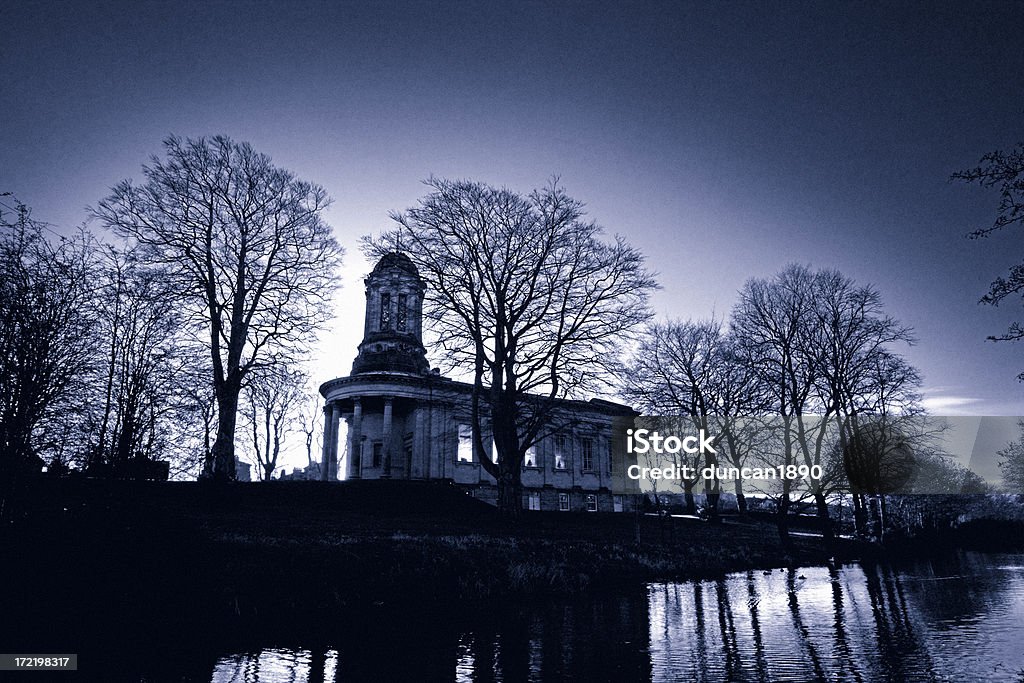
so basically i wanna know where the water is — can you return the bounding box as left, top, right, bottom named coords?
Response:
left=131, top=552, right=1024, bottom=681
left=645, top=556, right=1024, bottom=681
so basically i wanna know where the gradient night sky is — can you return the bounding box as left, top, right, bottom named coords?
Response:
left=4, top=1, right=1024, bottom=471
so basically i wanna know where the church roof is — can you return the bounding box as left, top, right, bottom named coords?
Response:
left=371, top=252, right=419, bottom=278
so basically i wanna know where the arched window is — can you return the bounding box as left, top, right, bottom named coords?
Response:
left=380, top=293, right=391, bottom=329
left=397, top=293, right=407, bottom=332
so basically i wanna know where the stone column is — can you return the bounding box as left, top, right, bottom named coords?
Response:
left=320, top=404, right=332, bottom=481
left=414, top=407, right=426, bottom=479
left=382, top=397, right=393, bottom=477
left=328, top=403, right=341, bottom=481
left=349, top=398, right=362, bottom=479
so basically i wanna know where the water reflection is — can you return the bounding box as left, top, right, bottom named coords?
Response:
left=190, top=552, right=1024, bottom=682
left=646, top=554, right=1024, bottom=682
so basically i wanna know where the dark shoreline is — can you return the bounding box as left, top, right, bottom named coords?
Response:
left=1, top=479, right=1019, bottom=648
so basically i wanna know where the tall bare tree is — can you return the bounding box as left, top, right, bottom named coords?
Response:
left=732, top=265, right=920, bottom=542
left=93, top=136, right=343, bottom=481
left=952, top=143, right=1024, bottom=378
left=731, top=265, right=820, bottom=543
left=367, top=178, right=656, bottom=515
left=805, top=270, right=919, bottom=539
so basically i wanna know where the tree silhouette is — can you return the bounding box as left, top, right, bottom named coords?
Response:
left=242, top=365, right=306, bottom=481
left=997, top=420, right=1024, bottom=493
left=952, top=143, right=1024, bottom=378
left=731, top=265, right=919, bottom=542
left=622, top=319, right=766, bottom=517
left=366, top=178, right=656, bottom=515
left=1, top=196, right=96, bottom=519
left=93, top=136, right=343, bottom=481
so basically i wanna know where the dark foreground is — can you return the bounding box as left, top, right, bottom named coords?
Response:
left=1, top=480, right=1018, bottom=681
left=2, top=480, right=852, bottom=613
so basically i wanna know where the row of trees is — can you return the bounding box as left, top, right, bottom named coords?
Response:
left=1, top=137, right=342, bottom=518
left=4, top=132, right=1021, bottom=530
left=612, top=141, right=1024, bottom=540
left=366, top=173, right=1017, bottom=523
left=620, top=265, right=992, bottom=544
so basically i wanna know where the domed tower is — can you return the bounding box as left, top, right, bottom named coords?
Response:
left=352, top=252, right=430, bottom=375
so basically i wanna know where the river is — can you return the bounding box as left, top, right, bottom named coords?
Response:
left=120, top=551, right=1024, bottom=682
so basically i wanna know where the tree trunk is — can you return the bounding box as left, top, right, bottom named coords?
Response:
left=877, top=494, right=888, bottom=543
left=206, top=382, right=240, bottom=481
left=813, top=489, right=835, bottom=545
left=683, top=482, right=697, bottom=515
left=776, top=484, right=793, bottom=549
left=704, top=451, right=721, bottom=522
left=851, top=493, right=866, bottom=537
left=496, top=463, right=522, bottom=518
left=734, top=480, right=747, bottom=515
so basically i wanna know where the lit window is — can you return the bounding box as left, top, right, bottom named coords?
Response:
left=397, top=293, right=407, bottom=332
left=380, top=293, right=391, bottom=329
left=613, top=495, right=623, bottom=513
left=523, top=445, right=536, bottom=468
left=558, top=493, right=570, bottom=511
left=554, top=435, right=567, bottom=470
left=585, top=494, right=597, bottom=512
left=581, top=438, right=594, bottom=471
left=457, top=424, right=473, bottom=462
left=528, top=492, right=540, bottom=511
left=491, top=439, right=499, bottom=464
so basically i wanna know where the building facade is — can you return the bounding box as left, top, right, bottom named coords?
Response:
left=318, top=253, right=640, bottom=512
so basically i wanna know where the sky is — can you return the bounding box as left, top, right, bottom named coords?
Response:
left=3, top=0, right=1024, bottom=473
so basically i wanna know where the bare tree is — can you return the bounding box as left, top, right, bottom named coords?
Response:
left=622, top=319, right=767, bottom=517
left=297, top=395, right=323, bottom=479
left=731, top=265, right=821, bottom=544
left=242, top=366, right=306, bottom=481
left=952, top=144, right=1024, bottom=377
left=93, top=136, right=343, bottom=481
left=805, top=270, right=918, bottom=540
left=998, top=421, right=1024, bottom=493
left=366, top=178, right=656, bottom=515
left=82, top=246, right=188, bottom=478
left=731, top=265, right=919, bottom=543
left=0, top=196, right=96, bottom=519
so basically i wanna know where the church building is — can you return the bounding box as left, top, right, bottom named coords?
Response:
left=318, top=253, right=641, bottom=512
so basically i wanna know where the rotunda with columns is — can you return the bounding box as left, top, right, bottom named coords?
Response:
left=318, top=252, right=641, bottom=513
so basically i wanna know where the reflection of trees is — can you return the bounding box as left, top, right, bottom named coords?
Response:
left=693, top=582, right=709, bottom=677
left=184, top=556, right=1023, bottom=682
left=862, top=562, right=936, bottom=681
left=715, top=579, right=741, bottom=680
left=307, top=648, right=326, bottom=683
left=827, top=565, right=862, bottom=682
left=536, top=588, right=650, bottom=682
left=786, top=568, right=826, bottom=680
left=745, top=571, right=770, bottom=682
left=900, top=552, right=1018, bottom=628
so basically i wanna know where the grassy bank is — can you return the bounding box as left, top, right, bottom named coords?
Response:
left=1, top=479, right=869, bottom=637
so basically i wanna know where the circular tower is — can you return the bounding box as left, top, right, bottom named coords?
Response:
left=351, top=252, right=430, bottom=375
